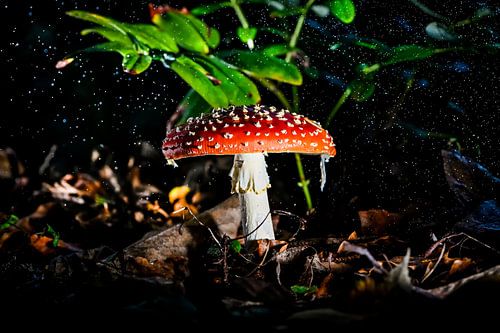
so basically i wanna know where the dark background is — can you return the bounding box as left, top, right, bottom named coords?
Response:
left=2, top=0, right=499, bottom=229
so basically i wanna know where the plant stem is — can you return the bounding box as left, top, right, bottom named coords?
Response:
left=291, top=86, right=300, bottom=113
left=295, top=153, right=313, bottom=209
left=284, top=0, right=316, bottom=211
left=285, top=0, right=316, bottom=62
left=325, top=86, right=352, bottom=127
left=253, top=77, right=292, bottom=111
left=230, top=0, right=254, bottom=49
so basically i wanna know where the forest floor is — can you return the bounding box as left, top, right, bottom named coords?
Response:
left=0, top=145, right=499, bottom=330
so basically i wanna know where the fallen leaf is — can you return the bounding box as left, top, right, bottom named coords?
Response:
left=358, top=209, right=401, bottom=236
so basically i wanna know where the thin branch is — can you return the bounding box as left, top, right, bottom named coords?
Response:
left=173, top=206, right=222, bottom=249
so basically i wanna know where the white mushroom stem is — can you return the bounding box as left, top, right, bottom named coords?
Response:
left=230, top=153, right=275, bottom=241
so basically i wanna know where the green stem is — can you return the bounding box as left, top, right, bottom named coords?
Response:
left=291, top=86, right=300, bottom=113
left=285, top=0, right=316, bottom=211
left=230, top=0, right=254, bottom=49
left=285, top=0, right=316, bottom=62
left=253, top=77, right=292, bottom=111
left=326, top=86, right=352, bottom=127
left=230, top=0, right=249, bottom=28
left=295, top=153, right=313, bottom=209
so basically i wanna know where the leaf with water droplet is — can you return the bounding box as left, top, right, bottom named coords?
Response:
left=237, top=27, right=257, bottom=45
left=329, top=0, right=356, bottom=24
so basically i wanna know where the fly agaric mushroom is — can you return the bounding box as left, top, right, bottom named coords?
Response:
left=162, top=105, right=336, bottom=241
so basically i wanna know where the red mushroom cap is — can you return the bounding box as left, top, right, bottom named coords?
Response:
left=162, top=105, right=336, bottom=160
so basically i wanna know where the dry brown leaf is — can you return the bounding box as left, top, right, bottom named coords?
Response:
left=30, top=235, right=56, bottom=255
left=316, top=272, right=334, bottom=298
left=348, top=231, right=358, bottom=240
left=358, top=209, right=401, bottom=236
left=448, top=257, right=473, bottom=276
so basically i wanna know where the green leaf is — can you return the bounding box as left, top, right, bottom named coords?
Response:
left=123, top=24, right=179, bottom=53
left=311, top=5, right=330, bottom=17
left=81, top=27, right=133, bottom=46
left=0, top=214, right=19, bottom=230
left=349, top=78, right=375, bottom=102
left=175, top=89, right=212, bottom=126
left=262, top=44, right=294, bottom=57
left=223, top=50, right=302, bottom=85
left=330, top=0, right=356, bottom=24
left=271, top=7, right=304, bottom=18
left=196, top=55, right=260, bottom=105
left=425, top=22, right=457, bottom=41
left=237, top=27, right=257, bottom=44
left=152, top=10, right=219, bottom=53
left=384, top=45, right=438, bottom=65
left=182, top=13, right=220, bottom=49
left=122, top=53, right=153, bottom=75
left=191, top=2, right=232, bottom=16
left=230, top=239, right=242, bottom=253
left=82, top=42, right=152, bottom=74
left=69, top=11, right=179, bottom=52
left=67, top=10, right=127, bottom=33
left=258, top=27, right=289, bottom=40
left=171, top=56, right=229, bottom=107
left=46, top=224, right=60, bottom=248
left=82, top=41, right=135, bottom=56
left=291, top=285, right=318, bottom=295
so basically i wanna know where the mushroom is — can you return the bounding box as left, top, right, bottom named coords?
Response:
left=162, top=105, right=336, bottom=241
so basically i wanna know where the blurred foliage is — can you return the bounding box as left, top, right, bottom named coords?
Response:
left=62, top=1, right=499, bottom=126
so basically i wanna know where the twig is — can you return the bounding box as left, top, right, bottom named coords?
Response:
left=425, top=232, right=500, bottom=258
left=272, top=209, right=308, bottom=240
left=338, top=241, right=388, bottom=274
left=173, top=206, right=222, bottom=249
left=422, top=243, right=446, bottom=283
left=245, top=240, right=271, bottom=277
left=233, top=210, right=272, bottom=240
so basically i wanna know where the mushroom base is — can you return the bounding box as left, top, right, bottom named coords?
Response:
left=240, top=191, right=275, bottom=241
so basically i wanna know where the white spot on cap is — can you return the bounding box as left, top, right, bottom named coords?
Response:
left=223, top=133, right=233, bottom=139
left=254, top=121, right=261, bottom=128
left=214, top=143, right=221, bottom=149
left=310, top=142, right=318, bottom=147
